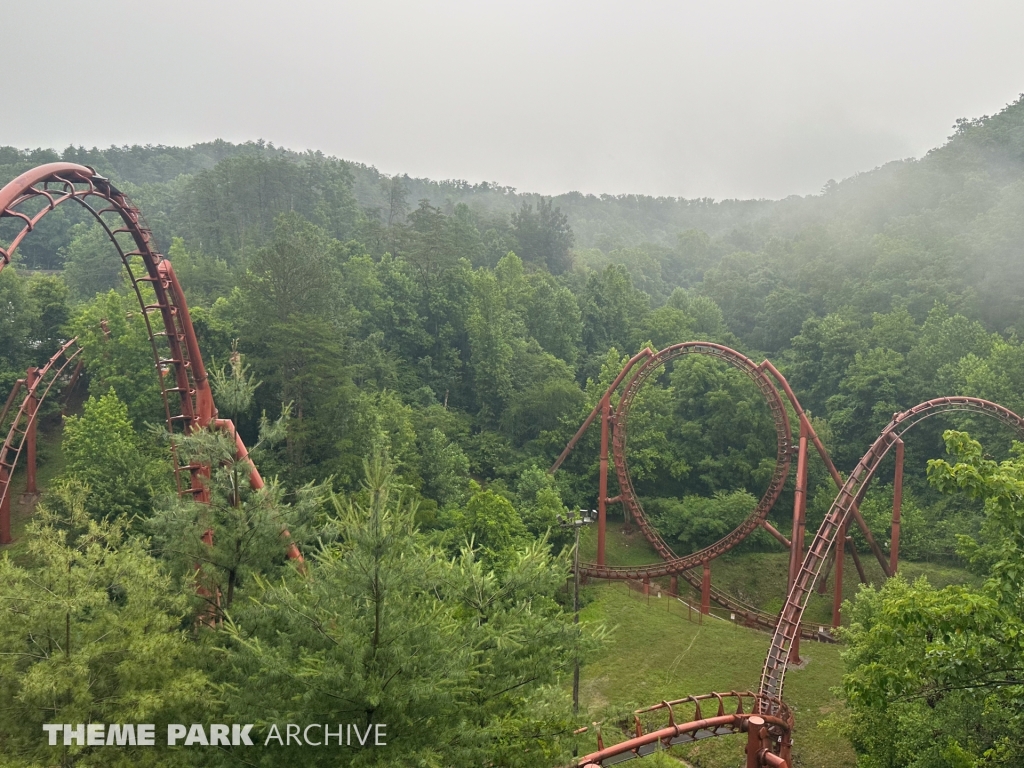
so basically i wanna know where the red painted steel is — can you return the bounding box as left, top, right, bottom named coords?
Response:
left=701, top=561, right=711, bottom=615
left=0, top=339, right=83, bottom=543
left=575, top=691, right=792, bottom=766
left=832, top=519, right=845, bottom=628
left=552, top=343, right=830, bottom=641
left=746, top=715, right=764, bottom=768
left=787, top=425, right=808, bottom=664
left=597, top=396, right=611, bottom=565
left=891, top=438, right=904, bottom=576
left=0, top=163, right=212, bottom=498
left=24, top=367, right=40, bottom=496
left=0, top=164, right=299, bottom=562
left=760, top=360, right=891, bottom=577
left=758, top=396, right=1024, bottom=713
left=551, top=342, right=793, bottom=581
left=604, top=343, right=793, bottom=576
left=762, top=520, right=791, bottom=549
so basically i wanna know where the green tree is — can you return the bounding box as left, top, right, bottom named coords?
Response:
left=515, top=465, right=572, bottom=549
left=826, top=347, right=906, bottom=465
left=231, top=213, right=353, bottom=475
left=61, top=389, right=168, bottom=520
left=25, top=273, right=70, bottom=364
left=836, top=430, right=1024, bottom=766
left=417, top=427, right=471, bottom=510
left=468, top=269, right=517, bottom=419
left=148, top=408, right=324, bottom=617
left=61, top=221, right=122, bottom=301
left=524, top=271, right=582, bottom=365
left=0, top=482, right=210, bottom=767
left=647, top=490, right=760, bottom=553
left=452, top=486, right=529, bottom=567
left=580, top=265, right=649, bottom=359
left=165, top=237, right=233, bottom=307
left=511, top=197, right=574, bottom=274
left=0, top=267, right=36, bottom=385
left=789, top=312, right=867, bottom=416
left=218, top=459, right=580, bottom=767
left=69, top=290, right=165, bottom=426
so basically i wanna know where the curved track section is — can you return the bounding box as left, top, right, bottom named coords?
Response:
left=758, top=397, right=1024, bottom=712
left=0, top=163, right=214, bottom=498
left=582, top=342, right=793, bottom=579
left=577, top=691, right=792, bottom=766
left=0, top=339, right=82, bottom=526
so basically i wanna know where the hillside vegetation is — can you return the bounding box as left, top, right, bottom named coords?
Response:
left=2, top=94, right=1024, bottom=766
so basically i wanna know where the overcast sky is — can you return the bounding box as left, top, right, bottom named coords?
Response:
left=5, top=1, right=1023, bottom=199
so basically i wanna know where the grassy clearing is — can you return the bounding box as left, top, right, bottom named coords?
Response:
left=571, top=520, right=980, bottom=765
left=578, top=515, right=662, bottom=567
left=712, top=548, right=981, bottom=626
left=578, top=518, right=980, bottom=627
left=575, top=582, right=855, bottom=767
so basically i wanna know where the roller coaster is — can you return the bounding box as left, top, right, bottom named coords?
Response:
left=552, top=344, right=1024, bottom=765
left=2, top=163, right=1022, bottom=767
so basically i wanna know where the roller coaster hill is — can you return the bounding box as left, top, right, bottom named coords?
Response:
left=3, top=164, right=1024, bottom=768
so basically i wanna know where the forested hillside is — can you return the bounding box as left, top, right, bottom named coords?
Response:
left=2, top=94, right=1024, bottom=766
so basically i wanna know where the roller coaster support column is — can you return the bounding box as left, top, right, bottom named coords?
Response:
left=746, top=715, right=765, bottom=768
left=761, top=360, right=892, bottom=577
left=0, top=468, right=9, bottom=545
left=787, top=424, right=809, bottom=663
left=816, top=549, right=831, bottom=594
left=890, top=438, right=904, bottom=576
left=832, top=519, right=846, bottom=627
left=597, top=396, right=611, bottom=567
left=24, top=367, right=39, bottom=497
left=847, top=534, right=868, bottom=583
left=701, top=560, right=711, bottom=615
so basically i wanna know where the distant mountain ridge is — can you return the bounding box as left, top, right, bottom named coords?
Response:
left=3, top=94, right=1022, bottom=251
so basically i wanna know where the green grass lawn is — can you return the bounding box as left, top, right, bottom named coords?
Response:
left=578, top=516, right=980, bottom=627
left=578, top=514, right=663, bottom=567
left=575, top=582, right=855, bottom=767
left=571, top=519, right=982, bottom=766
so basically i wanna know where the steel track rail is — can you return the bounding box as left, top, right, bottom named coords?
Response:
left=0, top=164, right=301, bottom=564
left=0, top=339, right=82, bottom=541
left=576, top=691, right=792, bottom=766
left=757, top=397, right=1024, bottom=711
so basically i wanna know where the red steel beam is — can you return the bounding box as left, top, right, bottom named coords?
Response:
left=760, top=360, right=891, bottom=577
left=762, top=520, right=791, bottom=549
left=24, top=367, right=39, bottom=496
left=597, top=397, right=610, bottom=566
left=549, top=348, right=654, bottom=473
left=832, top=519, right=845, bottom=627
left=0, top=165, right=296, bottom=566
left=890, top=438, right=904, bottom=576
left=760, top=396, right=1024, bottom=709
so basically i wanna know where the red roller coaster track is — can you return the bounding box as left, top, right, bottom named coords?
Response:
left=608, top=342, right=793, bottom=575
left=757, top=396, right=1024, bottom=712
left=6, top=165, right=1023, bottom=767
left=0, top=163, right=299, bottom=561
left=0, top=339, right=82, bottom=543
left=556, top=346, right=1024, bottom=765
